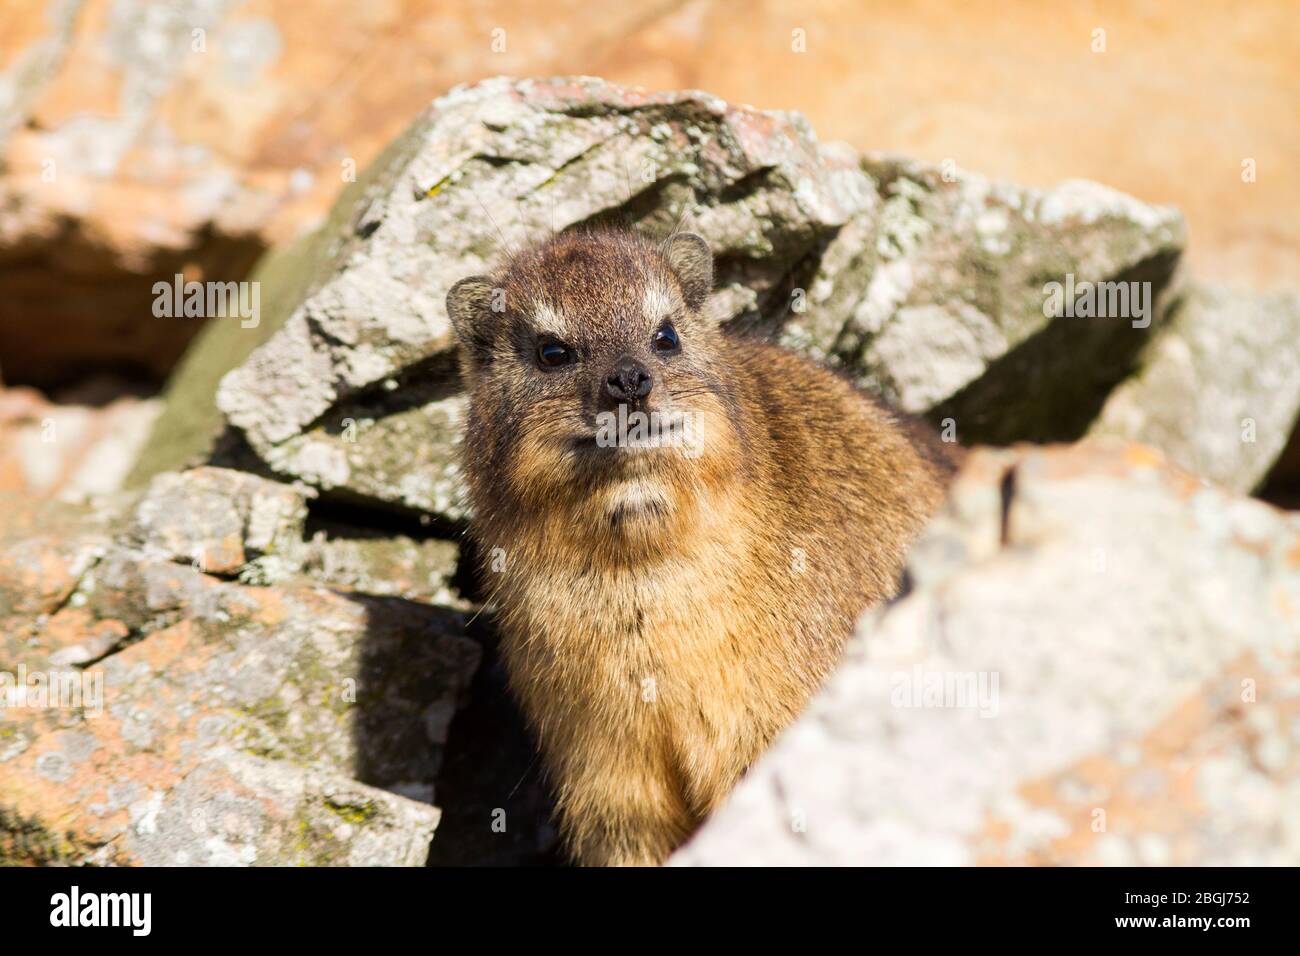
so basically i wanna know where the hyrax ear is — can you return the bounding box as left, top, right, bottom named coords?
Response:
left=662, top=233, right=713, bottom=311
left=446, top=276, right=498, bottom=365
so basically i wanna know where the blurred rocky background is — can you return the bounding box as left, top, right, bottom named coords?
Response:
left=0, top=1, right=1296, bottom=865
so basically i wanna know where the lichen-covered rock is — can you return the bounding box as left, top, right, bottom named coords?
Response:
left=2, top=740, right=441, bottom=866
left=1091, top=284, right=1300, bottom=493
left=212, top=75, right=876, bottom=520
left=0, top=495, right=113, bottom=619
left=673, top=442, right=1300, bottom=866
left=131, top=466, right=310, bottom=574
left=843, top=154, right=1187, bottom=443
left=0, top=486, right=481, bottom=866
left=297, top=526, right=466, bottom=609
left=125, top=465, right=466, bottom=604
left=101, top=559, right=480, bottom=796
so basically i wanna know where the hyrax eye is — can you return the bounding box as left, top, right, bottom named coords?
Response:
left=536, top=339, right=575, bottom=369
left=652, top=322, right=680, bottom=354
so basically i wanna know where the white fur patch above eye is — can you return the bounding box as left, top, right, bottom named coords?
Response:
left=642, top=282, right=673, bottom=324
left=530, top=301, right=568, bottom=337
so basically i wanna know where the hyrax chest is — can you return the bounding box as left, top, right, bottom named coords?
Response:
left=501, top=551, right=766, bottom=741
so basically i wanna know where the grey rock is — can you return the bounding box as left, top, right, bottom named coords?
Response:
left=113, top=748, right=440, bottom=867
left=127, top=465, right=466, bottom=604
left=843, top=154, right=1187, bottom=443
left=296, top=527, right=467, bottom=609
left=131, top=466, right=309, bottom=574
left=1091, top=283, right=1300, bottom=492
left=77, top=548, right=482, bottom=796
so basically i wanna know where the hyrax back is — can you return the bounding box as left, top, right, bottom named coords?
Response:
left=447, top=228, right=954, bottom=865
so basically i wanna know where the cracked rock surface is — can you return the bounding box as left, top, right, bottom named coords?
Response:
left=0, top=468, right=479, bottom=865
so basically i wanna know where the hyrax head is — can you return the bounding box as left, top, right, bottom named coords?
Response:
left=446, top=228, right=739, bottom=526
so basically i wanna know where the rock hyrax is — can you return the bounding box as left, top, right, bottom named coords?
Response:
left=446, top=228, right=955, bottom=865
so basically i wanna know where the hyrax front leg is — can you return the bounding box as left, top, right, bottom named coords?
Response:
left=554, top=754, right=699, bottom=866
left=562, top=798, right=697, bottom=867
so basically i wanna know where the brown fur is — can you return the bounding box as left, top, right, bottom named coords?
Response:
left=447, top=228, right=955, bottom=865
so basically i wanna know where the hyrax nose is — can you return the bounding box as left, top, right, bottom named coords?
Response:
left=605, top=356, right=653, bottom=404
